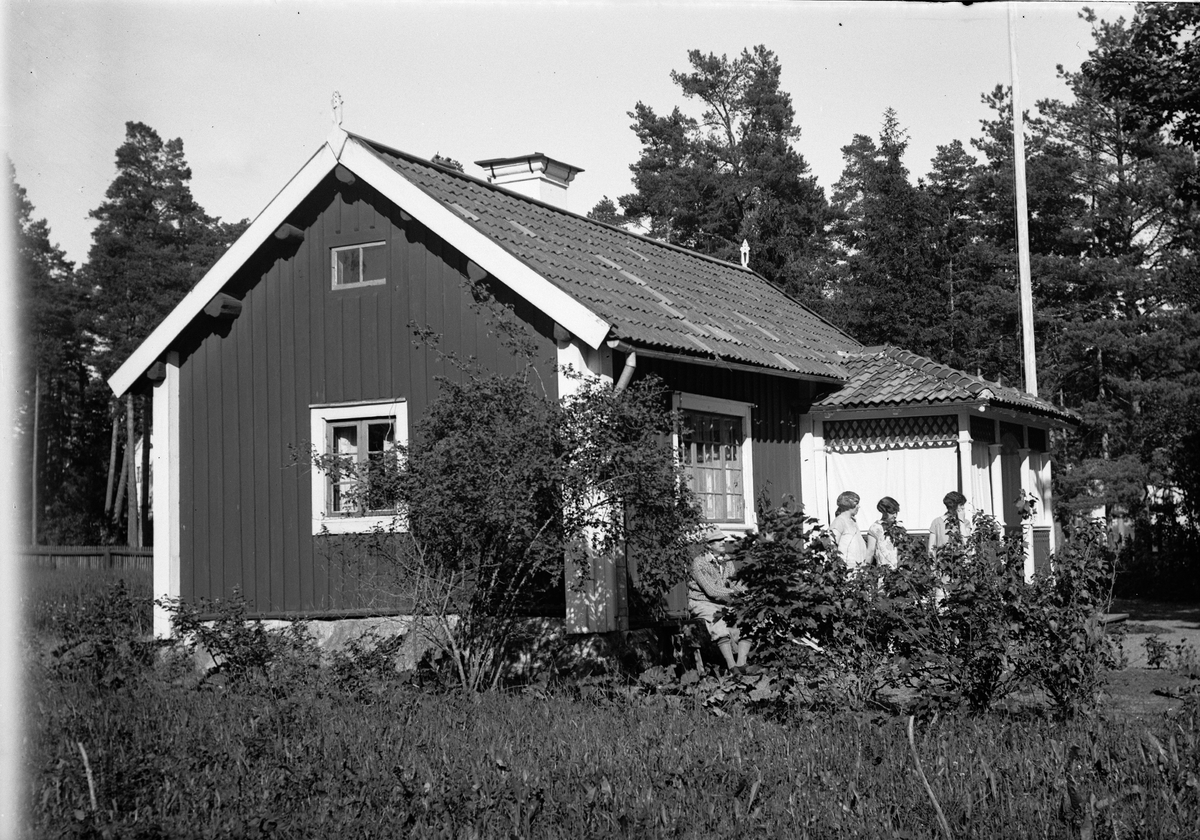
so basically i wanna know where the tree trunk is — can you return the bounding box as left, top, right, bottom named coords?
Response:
left=140, top=391, right=151, bottom=546
left=105, top=412, right=119, bottom=516
left=126, top=394, right=137, bottom=547
left=113, top=441, right=128, bottom=527
left=30, top=371, right=40, bottom=546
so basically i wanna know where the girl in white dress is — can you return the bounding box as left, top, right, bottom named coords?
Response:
left=865, top=496, right=901, bottom=568
left=831, top=491, right=868, bottom=569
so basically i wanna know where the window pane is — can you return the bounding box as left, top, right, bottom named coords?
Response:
left=333, top=425, right=358, bottom=454
left=681, top=408, right=745, bottom=523
left=333, top=248, right=363, bottom=286
left=333, top=243, right=386, bottom=287
left=332, top=480, right=356, bottom=513
left=367, top=420, right=395, bottom=453
left=365, top=420, right=398, bottom=512
left=361, top=242, right=387, bottom=284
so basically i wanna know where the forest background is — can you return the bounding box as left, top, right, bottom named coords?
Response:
left=11, top=4, right=1200, bottom=595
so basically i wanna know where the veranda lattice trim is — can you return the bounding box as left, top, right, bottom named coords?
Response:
left=823, top=414, right=957, bottom=453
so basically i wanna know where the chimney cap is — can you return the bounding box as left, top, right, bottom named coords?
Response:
left=473, top=153, right=585, bottom=210
left=475, top=151, right=583, bottom=175
left=474, top=152, right=584, bottom=183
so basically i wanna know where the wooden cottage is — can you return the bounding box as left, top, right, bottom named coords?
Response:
left=107, top=126, right=1077, bottom=638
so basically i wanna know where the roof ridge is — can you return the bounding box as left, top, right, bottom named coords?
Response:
left=350, top=131, right=861, bottom=350
left=882, top=345, right=983, bottom=397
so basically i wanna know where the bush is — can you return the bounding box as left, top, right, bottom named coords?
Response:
left=48, top=579, right=161, bottom=691
left=313, top=369, right=702, bottom=694
left=726, top=502, right=1121, bottom=717
left=164, top=590, right=320, bottom=693
left=930, top=516, right=1033, bottom=712
left=1025, top=522, right=1123, bottom=715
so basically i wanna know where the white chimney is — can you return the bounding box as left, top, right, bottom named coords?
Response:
left=474, top=153, right=583, bottom=211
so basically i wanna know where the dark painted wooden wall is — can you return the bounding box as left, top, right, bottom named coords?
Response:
left=630, top=355, right=816, bottom=510
left=175, top=175, right=557, bottom=615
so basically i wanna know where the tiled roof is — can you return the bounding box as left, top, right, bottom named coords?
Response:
left=814, top=346, right=1079, bottom=423
left=354, top=134, right=858, bottom=380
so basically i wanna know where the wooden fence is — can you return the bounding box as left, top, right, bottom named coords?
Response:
left=20, top=545, right=153, bottom=572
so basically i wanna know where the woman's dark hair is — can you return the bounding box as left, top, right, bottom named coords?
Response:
left=943, top=491, right=967, bottom=509
left=877, top=496, right=900, bottom=516
left=835, top=491, right=860, bottom=514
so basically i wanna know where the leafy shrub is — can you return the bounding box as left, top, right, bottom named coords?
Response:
left=314, top=368, right=702, bottom=694
left=1025, top=522, right=1122, bottom=715
left=932, top=515, right=1034, bottom=712
left=728, top=503, right=923, bottom=712
left=1145, top=634, right=1170, bottom=668
left=49, top=579, right=161, bottom=690
left=1171, top=641, right=1200, bottom=678
left=325, top=631, right=411, bottom=702
left=163, top=590, right=319, bottom=693
left=24, top=566, right=152, bottom=638
left=725, top=502, right=1121, bottom=716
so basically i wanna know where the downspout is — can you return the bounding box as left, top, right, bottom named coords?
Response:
left=614, top=350, right=638, bottom=391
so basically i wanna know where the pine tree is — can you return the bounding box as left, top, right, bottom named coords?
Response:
left=12, top=162, right=109, bottom=543
left=1049, top=11, right=1200, bottom=524
left=824, top=109, right=944, bottom=355
left=618, top=46, right=828, bottom=295
left=86, top=121, right=245, bottom=378
left=85, top=122, right=247, bottom=544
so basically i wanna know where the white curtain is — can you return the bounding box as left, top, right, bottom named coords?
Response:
left=971, top=442, right=993, bottom=517
left=825, top=445, right=960, bottom=534
left=1030, top=451, right=1052, bottom=526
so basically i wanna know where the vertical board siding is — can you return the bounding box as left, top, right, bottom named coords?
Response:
left=406, top=225, right=429, bottom=413
left=305, top=197, right=326, bottom=605
left=206, top=325, right=225, bottom=601
left=264, top=261, right=285, bottom=610
left=222, top=307, right=244, bottom=604
left=245, top=275, right=266, bottom=607
left=180, top=341, right=198, bottom=603
left=279, top=251, right=301, bottom=612
left=236, top=277, right=258, bottom=608
left=177, top=176, right=556, bottom=613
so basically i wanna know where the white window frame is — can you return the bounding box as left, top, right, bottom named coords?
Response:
left=673, top=393, right=757, bottom=533
left=330, top=240, right=388, bottom=289
left=310, top=399, right=408, bottom=534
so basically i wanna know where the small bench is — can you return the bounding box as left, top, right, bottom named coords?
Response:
left=668, top=617, right=724, bottom=675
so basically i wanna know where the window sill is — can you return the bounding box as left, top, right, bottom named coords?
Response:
left=312, top=513, right=408, bottom=536
left=331, top=278, right=387, bottom=290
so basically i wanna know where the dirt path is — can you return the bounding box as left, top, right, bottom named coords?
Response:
left=1111, top=598, right=1200, bottom=669
left=1101, top=599, right=1200, bottom=716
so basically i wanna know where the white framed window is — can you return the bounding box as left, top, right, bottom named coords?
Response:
left=331, top=241, right=387, bottom=289
left=310, top=400, right=408, bottom=534
left=674, top=393, right=756, bottom=531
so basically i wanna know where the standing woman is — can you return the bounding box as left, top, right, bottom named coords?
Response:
left=865, top=496, right=901, bottom=568
left=928, top=491, right=969, bottom=553
left=831, top=491, right=868, bottom=569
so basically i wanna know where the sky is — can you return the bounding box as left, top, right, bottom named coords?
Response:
left=6, top=0, right=1137, bottom=268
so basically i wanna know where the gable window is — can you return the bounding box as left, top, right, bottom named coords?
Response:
left=674, top=393, right=756, bottom=531
left=331, top=241, right=387, bottom=288
left=310, top=400, right=407, bottom=534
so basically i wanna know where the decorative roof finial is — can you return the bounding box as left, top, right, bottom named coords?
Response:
left=331, top=91, right=344, bottom=127
left=740, top=239, right=750, bottom=269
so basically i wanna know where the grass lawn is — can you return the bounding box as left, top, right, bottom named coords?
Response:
left=22, top=569, right=1200, bottom=839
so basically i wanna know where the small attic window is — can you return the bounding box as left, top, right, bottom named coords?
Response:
left=331, top=241, right=387, bottom=289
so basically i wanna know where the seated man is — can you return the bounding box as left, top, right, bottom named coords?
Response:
left=687, top=526, right=750, bottom=674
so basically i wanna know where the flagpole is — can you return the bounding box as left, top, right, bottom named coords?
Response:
left=1009, top=2, right=1038, bottom=397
